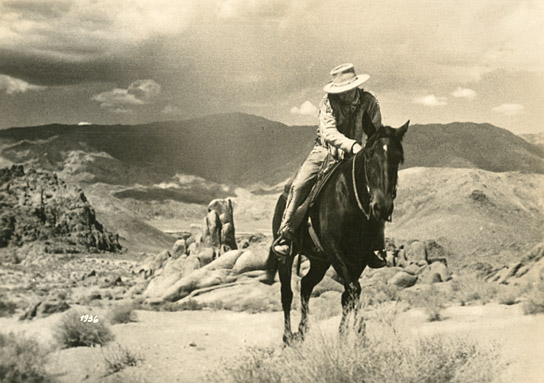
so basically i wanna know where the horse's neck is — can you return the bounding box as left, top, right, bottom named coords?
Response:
left=354, top=154, right=370, bottom=205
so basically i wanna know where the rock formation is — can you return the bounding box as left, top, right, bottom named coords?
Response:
left=0, top=165, right=121, bottom=255
left=202, top=198, right=237, bottom=252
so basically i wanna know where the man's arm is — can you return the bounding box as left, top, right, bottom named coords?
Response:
left=318, top=96, right=357, bottom=153
left=364, top=92, right=382, bottom=129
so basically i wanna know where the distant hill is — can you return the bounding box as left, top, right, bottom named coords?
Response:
left=1, top=114, right=542, bottom=187
left=389, top=167, right=544, bottom=269
left=521, top=132, right=544, bottom=151
left=403, top=123, right=544, bottom=174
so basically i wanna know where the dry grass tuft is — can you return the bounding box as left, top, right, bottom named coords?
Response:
left=0, top=298, right=17, bottom=317
left=102, top=342, right=143, bottom=375
left=522, top=281, right=544, bottom=315
left=450, top=275, right=498, bottom=306
left=211, top=307, right=503, bottom=383
left=402, top=287, right=446, bottom=321
left=108, top=303, right=137, bottom=324
left=54, top=310, right=114, bottom=348
left=0, top=332, right=55, bottom=383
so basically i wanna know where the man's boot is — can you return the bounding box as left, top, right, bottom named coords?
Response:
left=272, top=227, right=295, bottom=261
left=367, top=249, right=387, bottom=269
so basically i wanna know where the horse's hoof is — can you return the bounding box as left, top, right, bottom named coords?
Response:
left=283, top=331, right=304, bottom=346
left=282, top=335, right=293, bottom=346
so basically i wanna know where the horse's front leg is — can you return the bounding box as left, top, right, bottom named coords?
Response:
left=298, top=259, right=329, bottom=339
left=278, top=255, right=295, bottom=344
left=339, top=280, right=362, bottom=334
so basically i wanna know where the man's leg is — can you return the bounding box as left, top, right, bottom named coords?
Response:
left=274, top=147, right=326, bottom=257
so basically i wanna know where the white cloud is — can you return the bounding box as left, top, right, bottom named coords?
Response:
left=0, top=0, right=200, bottom=63
left=290, top=100, right=318, bottom=116
left=451, top=87, right=476, bottom=99
left=492, top=103, right=524, bottom=116
left=0, top=74, right=46, bottom=94
left=77, top=121, right=92, bottom=125
left=92, top=79, right=161, bottom=109
left=412, top=95, right=447, bottom=107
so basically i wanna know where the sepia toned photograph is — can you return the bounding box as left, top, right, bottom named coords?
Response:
left=0, top=1, right=543, bottom=382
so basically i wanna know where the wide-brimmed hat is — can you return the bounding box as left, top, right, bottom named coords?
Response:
left=323, top=63, right=370, bottom=94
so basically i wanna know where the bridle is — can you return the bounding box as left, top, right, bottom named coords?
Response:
left=352, top=152, right=371, bottom=220
left=351, top=139, right=397, bottom=222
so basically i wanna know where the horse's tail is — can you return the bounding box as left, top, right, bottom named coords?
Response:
left=261, top=194, right=287, bottom=284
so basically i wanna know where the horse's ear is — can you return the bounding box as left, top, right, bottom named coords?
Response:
left=362, top=112, right=377, bottom=137
left=396, top=120, right=409, bottom=141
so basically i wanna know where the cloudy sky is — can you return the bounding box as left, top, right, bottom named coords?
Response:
left=0, top=0, right=543, bottom=134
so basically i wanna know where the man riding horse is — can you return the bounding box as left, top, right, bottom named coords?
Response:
left=273, top=63, right=387, bottom=268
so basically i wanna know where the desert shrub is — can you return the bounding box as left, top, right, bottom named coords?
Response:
left=360, top=280, right=401, bottom=306
left=0, top=332, right=55, bottom=383
left=108, top=303, right=137, bottom=324
left=102, top=343, right=142, bottom=375
left=450, top=275, right=498, bottom=306
left=402, top=287, right=446, bottom=321
left=232, top=297, right=279, bottom=314
left=170, top=299, right=206, bottom=311
left=212, top=317, right=502, bottom=383
left=0, top=298, right=17, bottom=317
left=522, top=281, right=544, bottom=315
left=55, top=310, right=114, bottom=348
left=496, top=285, right=524, bottom=306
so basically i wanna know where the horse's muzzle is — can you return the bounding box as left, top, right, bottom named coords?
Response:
left=370, top=195, right=394, bottom=221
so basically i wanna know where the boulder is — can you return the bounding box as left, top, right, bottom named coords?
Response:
left=197, top=247, right=215, bottom=266
left=405, top=241, right=428, bottom=265
left=187, top=281, right=280, bottom=312
left=143, top=255, right=201, bottom=299
left=202, top=210, right=222, bottom=249
left=204, top=249, right=243, bottom=270
left=171, top=239, right=187, bottom=259
left=419, top=261, right=450, bottom=284
left=181, top=255, right=201, bottom=275
left=388, top=271, right=418, bottom=288
left=138, top=250, right=171, bottom=279
left=207, top=198, right=237, bottom=251
left=232, top=249, right=268, bottom=274
left=311, top=276, right=343, bottom=297
left=161, top=269, right=229, bottom=302
left=187, top=242, right=199, bottom=256
left=404, top=263, right=424, bottom=275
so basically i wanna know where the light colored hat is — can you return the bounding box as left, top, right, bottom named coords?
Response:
left=323, top=63, right=370, bottom=94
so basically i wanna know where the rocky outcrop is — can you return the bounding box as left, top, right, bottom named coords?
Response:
left=203, top=198, right=237, bottom=252
left=0, top=165, right=121, bottom=254
left=485, top=243, right=544, bottom=286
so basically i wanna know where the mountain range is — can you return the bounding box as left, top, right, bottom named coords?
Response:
left=1, top=113, right=542, bottom=187
left=0, top=113, right=542, bottom=264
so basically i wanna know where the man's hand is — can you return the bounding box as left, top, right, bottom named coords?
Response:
left=352, top=143, right=363, bottom=154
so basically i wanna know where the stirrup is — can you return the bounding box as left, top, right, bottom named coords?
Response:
left=272, top=236, right=292, bottom=261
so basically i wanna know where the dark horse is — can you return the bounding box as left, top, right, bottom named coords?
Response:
left=264, top=114, right=409, bottom=343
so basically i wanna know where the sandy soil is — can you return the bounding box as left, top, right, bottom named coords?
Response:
left=2, top=303, right=542, bottom=383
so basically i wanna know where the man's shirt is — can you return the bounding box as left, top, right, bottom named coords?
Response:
left=316, top=88, right=382, bottom=160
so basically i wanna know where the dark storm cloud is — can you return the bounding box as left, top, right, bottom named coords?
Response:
left=0, top=0, right=542, bottom=133
left=2, top=0, right=71, bottom=19
left=0, top=49, right=127, bottom=85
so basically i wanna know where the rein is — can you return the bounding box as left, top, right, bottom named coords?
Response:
left=351, top=152, right=371, bottom=219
